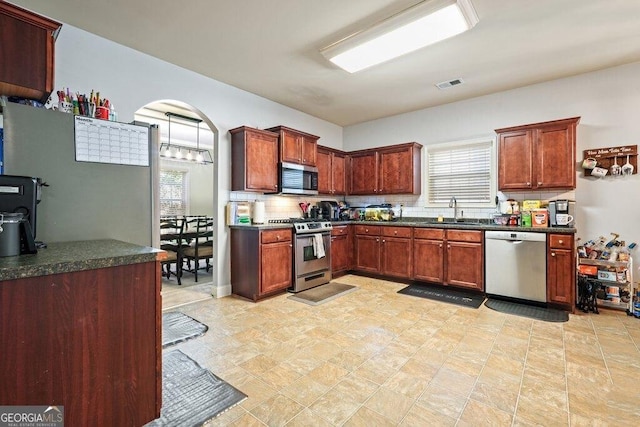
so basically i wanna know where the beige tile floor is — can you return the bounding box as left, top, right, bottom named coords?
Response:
left=165, top=274, right=640, bottom=426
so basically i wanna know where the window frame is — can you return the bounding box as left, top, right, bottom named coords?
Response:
left=425, top=136, right=496, bottom=208
left=159, top=168, right=190, bottom=217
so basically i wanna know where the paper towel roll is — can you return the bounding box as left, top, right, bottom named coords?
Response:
left=252, top=201, right=265, bottom=224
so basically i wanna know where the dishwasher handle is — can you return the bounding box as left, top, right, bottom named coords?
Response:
left=484, top=230, right=547, bottom=242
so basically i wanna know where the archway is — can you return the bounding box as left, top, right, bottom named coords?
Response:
left=135, top=100, right=219, bottom=293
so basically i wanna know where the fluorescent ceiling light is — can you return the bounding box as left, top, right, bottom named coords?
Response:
left=321, top=0, right=479, bottom=73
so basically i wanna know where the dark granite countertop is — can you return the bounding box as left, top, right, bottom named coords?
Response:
left=229, top=218, right=576, bottom=234
left=0, top=239, right=162, bottom=281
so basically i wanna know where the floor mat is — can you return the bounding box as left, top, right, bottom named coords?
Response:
left=162, top=312, right=209, bottom=348
left=146, top=350, right=247, bottom=427
left=485, top=298, right=569, bottom=322
left=288, top=282, right=358, bottom=306
left=397, top=284, right=485, bottom=309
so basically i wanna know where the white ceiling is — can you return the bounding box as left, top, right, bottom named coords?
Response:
left=10, top=0, right=640, bottom=126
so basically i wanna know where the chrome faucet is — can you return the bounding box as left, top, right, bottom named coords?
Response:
left=449, top=196, right=458, bottom=221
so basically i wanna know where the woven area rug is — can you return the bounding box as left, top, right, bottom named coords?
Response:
left=162, top=312, right=208, bottom=348
left=398, top=284, right=485, bottom=308
left=485, top=298, right=569, bottom=322
left=146, top=350, right=247, bottom=426
left=288, top=282, right=358, bottom=306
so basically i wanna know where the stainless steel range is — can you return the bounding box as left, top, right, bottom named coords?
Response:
left=289, top=218, right=332, bottom=292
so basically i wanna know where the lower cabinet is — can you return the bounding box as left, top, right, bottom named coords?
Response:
left=354, top=225, right=412, bottom=279
left=413, top=228, right=484, bottom=291
left=446, top=230, right=484, bottom=291
left=354, top=225, right=381, bottom=272
left=413, top=228, right=445, bottom=283
left=231, top=227, right=292, bottom=301
left=547, top=233, right=575, bottom=310
left=381, top=226, right=413, bottom=279
left=0, top=262, right=161, bottom=426
left=331, top=225, right=352, bottom=277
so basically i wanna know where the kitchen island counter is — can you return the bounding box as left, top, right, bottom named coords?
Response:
left=0, top=238, right=162, bottom=426
left=0, top=239, right=162, bottom=281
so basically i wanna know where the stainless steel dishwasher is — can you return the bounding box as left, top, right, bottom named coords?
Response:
left=485, top=230, right=547, bottom=302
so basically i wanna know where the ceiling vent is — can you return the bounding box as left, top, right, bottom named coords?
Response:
left=435, top=78, right=464, bottom=90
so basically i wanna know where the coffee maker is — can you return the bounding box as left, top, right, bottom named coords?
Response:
left=0, top=175, right=42, bottom=255
left=549, top=199, right=574, bottom=227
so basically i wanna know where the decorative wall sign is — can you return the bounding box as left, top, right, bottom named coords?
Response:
left=74, top=116, right=150, bottom=166
left=581, top=144, right=637, bottom=176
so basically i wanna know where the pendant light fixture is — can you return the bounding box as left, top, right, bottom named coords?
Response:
left=159, top=112, right=213, bottom=164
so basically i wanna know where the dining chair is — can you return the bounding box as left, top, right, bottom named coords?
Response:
left=159, top=216, right=187, bottom=285
left=182, top=216, right=214, bottom=282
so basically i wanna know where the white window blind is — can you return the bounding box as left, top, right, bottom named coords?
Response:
left=159, top=170, right=188, bottom=216
left=427, top=139, right=494, bottom=204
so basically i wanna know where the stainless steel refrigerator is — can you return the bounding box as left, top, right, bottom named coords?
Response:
left=2, top=102, right=157, bottom=247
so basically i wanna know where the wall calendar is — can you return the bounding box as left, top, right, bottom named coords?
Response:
left=74, top=116, right=149, bottom=166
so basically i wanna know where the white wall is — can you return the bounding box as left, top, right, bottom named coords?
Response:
left=51, top=25, right=343, bottom=296
left=344, top=61, right=640, bottom=247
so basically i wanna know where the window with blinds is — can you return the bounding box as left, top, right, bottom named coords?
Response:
left=160, top=170, right=188, bottom=216
left=426, top=138, right=495, bottom=205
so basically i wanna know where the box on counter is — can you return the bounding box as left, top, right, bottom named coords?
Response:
left=531, top=209, right=548, bottom=227
left=522, top=200, right=541, bottom=210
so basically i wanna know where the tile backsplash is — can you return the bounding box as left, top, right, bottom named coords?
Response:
left=230, top=189, right=575, bottom=221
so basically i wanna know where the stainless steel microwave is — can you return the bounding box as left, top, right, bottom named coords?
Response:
left=279, top=162, right=318, bottom=195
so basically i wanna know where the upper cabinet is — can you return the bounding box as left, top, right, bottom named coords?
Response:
left=349, top=142, right=422, bottom=195
left=317, top=146, right=347, bottom=195
left=230, top=126, right=279, bottom=193
left=496, top=117, right=580, bottom=191
left=0, top=2, right=61, bottom=102
left=265, top=126, right=319, bottom=166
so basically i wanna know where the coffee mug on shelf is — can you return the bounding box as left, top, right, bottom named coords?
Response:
left=582, top=158, right=597, bottom=169
left=555, top=213, right=573, bottom=226
left=591, top=166, right=608, bottom=177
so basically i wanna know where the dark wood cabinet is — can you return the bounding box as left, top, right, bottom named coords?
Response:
left=331, top=225, right=352, bottom=277
left=230, top=126, right=279, bottom=193
left=265, top=126, right=319, bottom=166
left=354, top=225, right=381, bottom=272
left=378, top=144, right=422, bottom=194
left=547, top=234, right=575, bottom=310
left=231, top=227, right=292, bottom=301
left=349, top=143, right=422, bottom=195
left=446, top=230, right=484, bottom=291
left=353, top=225, right=412, bottom=279
left=317, top=146, right=347, bottom=195
left=413, top=228, right=484, bottom=291
left=497, top=117, right=580, bottom=191
left=0, top=2, right=61, bottom=102
left=0, top=261, right=161, bottom=426
left=349, top=151, right=378, bottom=195
left=413, top=228, right=445, bottom=283
left=381, top=226, right=413, bottom=279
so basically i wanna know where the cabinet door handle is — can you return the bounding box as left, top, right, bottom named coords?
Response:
left=526, top=182, right=531, bottom=186
left=289, top=244, right=293, bottom=247
left=376, top=238, right=380, bottom=242
left=551, top=252, right=556, bottom=257
left=382, top=239, right=386, bottom=243
left=394, top=231, right=398, bottom=235
left=439, top=244, right=443, bottom=248
left=558, top=239, right=563, bottom=244
left=538, top=182, right=543, bottom=186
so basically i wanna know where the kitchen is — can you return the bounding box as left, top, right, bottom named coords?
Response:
left=1, top=1, right=639, bottom=425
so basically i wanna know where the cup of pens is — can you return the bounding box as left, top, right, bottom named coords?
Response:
left=95, top=106, right=109, bottom=120
left=58, top=101, right=72, bottom=113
